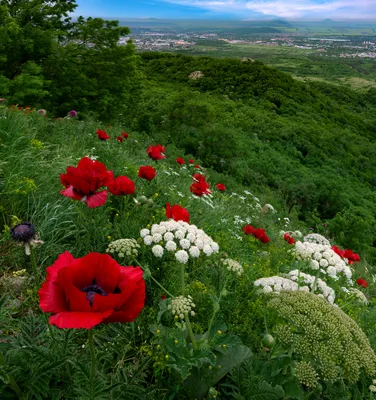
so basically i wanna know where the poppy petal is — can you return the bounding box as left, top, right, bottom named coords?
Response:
left=49, top=310, right=113, bottom=329
left=85, top=191, right=108, bottom=208
left=39, top=251, right=75, bottom=313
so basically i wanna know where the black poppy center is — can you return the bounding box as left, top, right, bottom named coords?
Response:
left=81, top=282, right=107, bottom=306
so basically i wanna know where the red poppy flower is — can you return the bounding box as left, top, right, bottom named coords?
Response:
left=176, top=157, right=185, bottom=165
left=284, top=233, right=295, bottom=245
left=161, top=294, right=167, bottom=300
left=38, top=252, right=146, bottom=329
left=259, top=235, right=271, bottom=244
left=344, top=249, right=361, bottom=264
left=194, top=164, right=201, bottom=169
left=138, top=166, right=157, bottom=181
left=147, top=145, right=166, bottom=160
left=121, top=132, right=129, bottom=139
left=253, top=228, right=267, bottom=240
left=216, top=183, right=226, bottom=191
left=108, top=176, right=135, bottom=196
left=331, top=246, right=345, bottom=258
left=356, top=278, right=369, bottom=288
left=116, top=136, right=124, bottom=142
left=192, top=173, right=206, bottom=183
left=189, top=159, right=194, bottom=164
left=243, top=225, right=256, bottom=235
left=60, top=157, right=113, bottom=208
left=96, top=129, right=110, bottom=141
left=166, top=202, right=190, bottom=223
left=190, top=181, right=211, bottom=196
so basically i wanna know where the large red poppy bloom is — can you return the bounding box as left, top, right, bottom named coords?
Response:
left=190, top=181, right=211, bottom=196
left=108, top=176, right=135, bottom=196
left=60, top=157, right=113, bottom=208
left=243, top=225, right=256, bottom=235
left=166, top=202, right=190, bottom=223
left=147, top=145, right=165, bottom=160
left=116, top=136, right=124, bottom=142
left=138, top=166, right=157, bottom=181
left=96, top=129, right=110, bottom=141
left=39, top=252, right=146, bottom=329
left=176, top=157, right=185, bottom=165
left=121, top=132, right=129, bottom=139
left=356, top=278, right=369, bottom=288
left=283, top=233, right=295, bottom=245
left=243, top=225, right=270, bottom=243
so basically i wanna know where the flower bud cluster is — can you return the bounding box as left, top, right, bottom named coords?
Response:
left=107, top=238, right=140, bottom=258
left=268, top=291, right=376, bottom=385
left=221, top=258, right=244, bottom=276
left=294, top=361, right=319, bottom=388
left=293, top=241, right=351, bottom=280
left=287, top=270, right=335, bottom=304
left=168, top=295, right=196, bottom=319
left=141, top=220, right=219, bottom=263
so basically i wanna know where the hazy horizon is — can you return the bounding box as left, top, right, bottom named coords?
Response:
left=74, top=1, right=376, bottom=20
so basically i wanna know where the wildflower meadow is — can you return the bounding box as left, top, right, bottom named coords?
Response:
left=1, top=105, right=376, bottom=400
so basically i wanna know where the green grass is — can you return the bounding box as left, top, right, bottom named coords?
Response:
left=1, top=107, right=376, bottom=399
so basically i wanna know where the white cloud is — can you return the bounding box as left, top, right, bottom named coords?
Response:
left=161, top=0, right=376, bottom=18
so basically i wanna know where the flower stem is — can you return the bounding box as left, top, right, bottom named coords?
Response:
left=88, top=330, right=96, bottom=396
left=29, top=246, right=39, bottom=287
left=180, top=262, right=185, bottom=294
left=311, top=268, right=320, bottom=293
left=184, top=313, right=197, bottom=351
left=132, top=258, right=175, bottom=298
left=206, top=277, right=229, bottom=339
left=0, top=351, right=23, bottom=399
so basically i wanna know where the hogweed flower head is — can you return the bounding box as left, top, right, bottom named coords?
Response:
left=107, top=238, right=140, bottom=258
left=141, top=220, right=218, bottom=263
left=269, top=291, right=376, bottom=385
left=168, top=295, right=195, bottom=319
left=221, top=258, right=244, bottom=276
left=304, top=233, right=330, bottom=246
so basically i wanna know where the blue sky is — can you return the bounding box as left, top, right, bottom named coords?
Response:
left=74, top=0, right=376, bottom=19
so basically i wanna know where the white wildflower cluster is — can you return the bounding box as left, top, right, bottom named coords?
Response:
left=288, top=270, right=335, bottom=304
left=279, top=230, right=303, bottom=238
left=369, top=380, right=376, bottom=393
left=107, top=238, right=140, bottom=258
left=221, top=258, right=244, bottom=276
left=254, top=276, right=300, bottom=294
left=303, top=233, right=330, bottom=246
left=293, top=241, right=352, bottom=280
left=349, top=288, right=369, bottom=305
left=140, top=220, right=219, bottom=263
left=168, top=295, right=196, bottom=319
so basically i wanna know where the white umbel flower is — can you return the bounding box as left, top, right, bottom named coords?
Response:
left=203, top=244, right=213, bottom=256
left=164, top=232, right=174, bottom=242
left=189, top=246, right=200, bottom=258
left=304, top=233, right=330, bottom=246
left=144, top=235, right=153, bottom=246
left=140, top=228, right=150, bottom=238
left=168, top=295, right=195, bottom=319
left=165, top=240, right=177, bottom=251
left=254, top=276, right=300, bottom=293
left=179, top=238, right=190, bottom=249
left=152, top=245, right=164, bottom=258
left=175, top=250, right=189, bottom=264
left=222, top=258, right=244, bottom=276
left=152, top=233, right=163, bottom=243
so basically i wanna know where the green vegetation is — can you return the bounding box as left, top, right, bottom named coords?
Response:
left=2, top=2, right=376, bottom=398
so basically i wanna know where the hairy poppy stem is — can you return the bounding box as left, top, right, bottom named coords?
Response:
left=0, top=351, right=23, bottom=399
left=88, top=330, right=96, bottom=395
left=29, top=246, right=40, bottom=287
